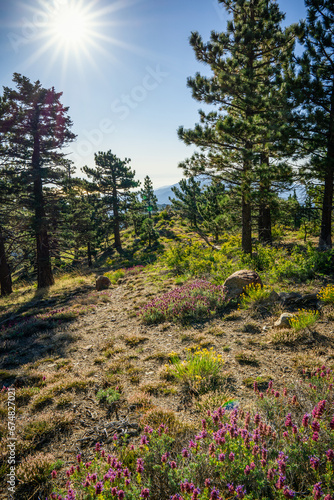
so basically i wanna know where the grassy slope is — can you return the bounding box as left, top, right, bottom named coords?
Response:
left=0, top=217, right=333, bottom=499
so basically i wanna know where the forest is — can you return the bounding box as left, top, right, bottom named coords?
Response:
left=1, top=1, right=334, bottom=499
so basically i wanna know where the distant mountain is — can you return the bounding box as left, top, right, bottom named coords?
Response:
left=154, top=183, right=179, bottom=205
left=154, top=181, right=306, bottom=205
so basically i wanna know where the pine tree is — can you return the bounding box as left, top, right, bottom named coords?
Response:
left=197, top=181, right=231, bottom=241
left=126, top=192, right=146, bottom=237
left=0, top=74, right=76, bottom=288
left=169, top=177, right=203, bottom=228
left=83, top=151, right=139, bottom=252
left=292, top=0, right=334, bottom=249
left=140, top=176, right=158, bottom=218
left=178, top=0, right=295, bottom=253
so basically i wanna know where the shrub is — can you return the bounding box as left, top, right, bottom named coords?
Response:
left=239, top=283, right=272, bottom=309
left=96, top=387, right=121, bottom=405
left=289, top=309, right=320, bottom=332
left=17, top=452, right=57, bottom=484
left=139, top=280, right=225, bottom=324
left=105, top=269, right=125, bottom=284
left=166, top=347, right=224, bottom=395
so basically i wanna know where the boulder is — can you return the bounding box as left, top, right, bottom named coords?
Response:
left=96, top=275, right=111, bottom=291
left=274, top=313, right=295, bottom=328
left=222, top=269, right=263, bottom=300
left=279, top=292, right=320, bottom=311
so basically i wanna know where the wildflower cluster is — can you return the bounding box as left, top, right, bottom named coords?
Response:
left=288, top=309, right=319, bottom=332
left=50, top=364, right=334, bottom=500
left=318, top=285, right=334, bottom=304
left=139, top=280, right=225, bottom=324
left=167, top=348, right=224, bottom=395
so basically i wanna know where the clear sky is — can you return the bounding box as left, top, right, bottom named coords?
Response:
left=0, top=0, right=306, bottom=189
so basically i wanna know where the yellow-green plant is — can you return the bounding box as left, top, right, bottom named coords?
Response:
left=289, top=309, right=319, bottom=331
left=105, top=269, right=125, bottom=284
left=239, top=283, right=271, bottom=309
left=167, top=347, right=224, bottom=395
left=318, top=284, right=334, bottom=304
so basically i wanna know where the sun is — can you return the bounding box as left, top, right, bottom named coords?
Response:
left=49, top=3, right=92, bottom=47
left=21, top=0, right=146, bottom=80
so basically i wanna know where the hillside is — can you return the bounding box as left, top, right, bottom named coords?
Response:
left=1, top=218, right=334, bottom=499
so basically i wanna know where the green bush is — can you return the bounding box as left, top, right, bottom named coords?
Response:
left=96, top=387, right=121, bottom=404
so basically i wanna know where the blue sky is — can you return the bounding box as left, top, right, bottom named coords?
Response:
left=0, top=0, right=306, bottom=188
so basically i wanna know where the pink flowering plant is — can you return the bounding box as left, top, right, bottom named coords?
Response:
left=49, top=365, right=334, bottom=499
left=139, top=280, right=225, bottom=324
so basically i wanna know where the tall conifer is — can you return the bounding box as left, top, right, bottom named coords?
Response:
left=178, top=0, right=295, bottom=253
left=83, top=151, right=139, bottom=252
left=0, top=74, right=76, bottom=287
left=292, top=0, right=334, bottom=249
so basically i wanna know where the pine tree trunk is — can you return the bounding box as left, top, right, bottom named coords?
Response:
left=242, top=192, right=252, bottom=254
left=258, top=155, right=272, bottom=245
left=112, top=185, right=122, bottom=251
left=319, top=89, right=334, bottom=249
left=0, top=228, right=12, bottom=296
left=32, top=105, right=54, bottom=288
left=54, top=240, right=62, bottom=268
left=258, top=202, right=272, bottom=245
left=87, top=241, right=92, bottom=267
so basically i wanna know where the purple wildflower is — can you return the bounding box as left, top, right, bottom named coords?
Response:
left=141, top=435, right=149, bottom=445
left=310, top=456, right=320, bottom=470
left=312, top=420, right=320, bottom=432
left=210, top=488, right=220, bottom=500
left=95, top=482, right=104, bottom=495
left=330, top=416, right=334, bottom=430
left=227, top=483, right=235, bottom=494
left=65, top=490, right=76, bottom=500
left=275, top=474, right=286, bottom=490
left=283, top=487, right=296, bottom=499
left=140, top=488, right=150, bottom=498
left=136, top=458, right=144, bottom=474
left=285, top=414, right=293, bottom=427
left=235, top=485, right=246, bottom=499
left=302, top=414, right=310, bottom=427
left=313, top=482, right=323, bottom=500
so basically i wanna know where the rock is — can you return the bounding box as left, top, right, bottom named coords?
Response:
left=222, top=269, right=263, bottom=300
left=298, top=293, right=319, bottom=309
left=279, top=292, right=320, bottom=310
left=279, top=292, right=302, bottom=306
left=96, top=276, right=111, bottom=291
left=268, top=290, right=280, bottom=302
left=274, top=313, right=295, bottom=328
